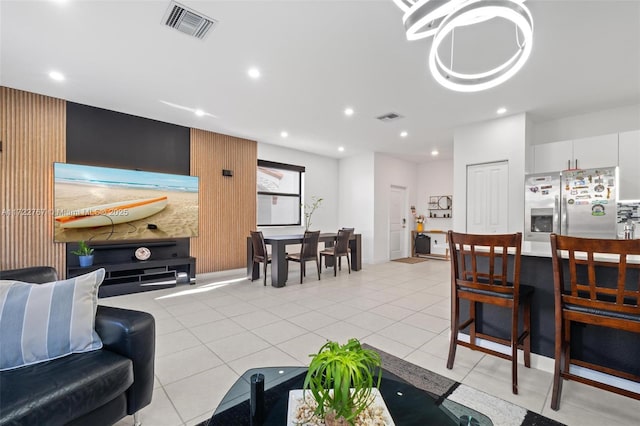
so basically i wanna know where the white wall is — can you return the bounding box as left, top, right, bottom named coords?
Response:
left=373, top=153, right=419, bottom=263
left=338, top=153, right=375, bottom=264
left=417, top=158, right=454, bottom=232
left=533, top=104, right=640, bottom=144
left=257, top=143, right=339, bottom=236
left=453, top=113, right=528, bottom=234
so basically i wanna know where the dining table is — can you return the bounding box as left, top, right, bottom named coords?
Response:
left=246, top=232, right=361, bottom=287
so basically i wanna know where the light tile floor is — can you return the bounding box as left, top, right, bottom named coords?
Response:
left=108, top=260, right=640, bottom=426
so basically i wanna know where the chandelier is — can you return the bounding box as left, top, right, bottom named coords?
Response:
left=393, top=0, right=534, bottom=92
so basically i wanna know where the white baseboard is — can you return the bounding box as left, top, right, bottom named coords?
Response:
left=457, top=332, right=639, bottom=393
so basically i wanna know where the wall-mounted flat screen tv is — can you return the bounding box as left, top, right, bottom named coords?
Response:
left=54, top=163, right=199, bottom=242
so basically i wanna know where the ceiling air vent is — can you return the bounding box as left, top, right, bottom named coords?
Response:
left=376, top=112, right=403, bottom=122
left=162, top=1, right=217, bottom=40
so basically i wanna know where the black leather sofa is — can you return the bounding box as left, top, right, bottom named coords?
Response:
left=0, top=266, right=155, bottom=426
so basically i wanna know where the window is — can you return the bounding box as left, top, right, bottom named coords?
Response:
left=257, top=160, right=305, bottom=226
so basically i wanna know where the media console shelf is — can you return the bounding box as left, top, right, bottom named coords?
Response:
left=66, top=239, right=195, bottom=297
left=67, top=257, right=196, bottom=298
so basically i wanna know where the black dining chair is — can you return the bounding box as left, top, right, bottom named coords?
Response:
left=250, top=231, right=271, bottom=286
left=286, top=230, right=321, bottom=284
left=320, top=229, right=352, bottom=276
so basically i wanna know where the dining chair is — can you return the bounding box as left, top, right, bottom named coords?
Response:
left=286, top=230, right=321, bottom=284
left=549, top=233, right=640, bottom=410
left=320, top=229, right=352, bottom=276
left=447, top=231, right=533, bottom=395
left=250, top=231, right=271, bottom=286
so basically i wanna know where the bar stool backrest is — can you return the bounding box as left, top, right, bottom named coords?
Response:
left=449, top=231, right=522, bottom=298
left=550, top=234, right=640, bottom=315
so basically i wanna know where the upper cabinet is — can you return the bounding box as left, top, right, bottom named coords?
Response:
left=533, top=140, right=573, bottom=173
left=533, top=133, right=619, bottom=173
left=572, top=133, right=619, bottom=169
left=618, top=130, right=640, bottom=200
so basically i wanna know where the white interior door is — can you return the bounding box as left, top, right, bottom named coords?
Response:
left=467, top=161, right=509, bottom=234
left=389, top=186, right=406, bottom=259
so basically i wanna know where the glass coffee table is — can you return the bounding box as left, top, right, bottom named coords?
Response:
left=207, top=366, right=491, bottom=426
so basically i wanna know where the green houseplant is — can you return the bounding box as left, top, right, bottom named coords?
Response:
left=72, top=241, right=95, bottom=267
left=303, top=196, right=323, bottom=231
left=303, top=338, right=382, bottom=426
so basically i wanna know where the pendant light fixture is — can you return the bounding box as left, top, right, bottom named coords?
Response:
left=392, top=0, right=534, bottom=92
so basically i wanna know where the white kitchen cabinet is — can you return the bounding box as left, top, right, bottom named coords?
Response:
left=572, top=133, right=618, bottom=169
left=534, top=140, right=572, bottom=173
left=533, top=133, right=618, bottom=173
left=618, top=130, right=640, bottom=200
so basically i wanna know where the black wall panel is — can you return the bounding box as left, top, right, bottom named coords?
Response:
left=66, top=102, right=190, bottom=174
left=65, top=102, right=191, bottom=261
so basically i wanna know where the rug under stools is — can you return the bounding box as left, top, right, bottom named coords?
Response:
left=392, top=257, right=428, bottom=264
left=362, top=344, right=564, bottom=426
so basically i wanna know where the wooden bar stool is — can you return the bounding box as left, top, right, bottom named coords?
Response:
left=447, top=231, right=533, bottom=394
left=549, top=234, right=640, bottom=410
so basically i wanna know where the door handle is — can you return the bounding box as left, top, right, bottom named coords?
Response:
left=554, top=195, right=560, bottom=234
left=561, top=196, right=568, bottom=235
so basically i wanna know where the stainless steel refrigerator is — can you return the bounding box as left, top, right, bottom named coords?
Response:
left=560, top=166, right=618, bottom=239
left=524, top=166, right=618, bottom=241
left=524, top=172, right=561, bottom=242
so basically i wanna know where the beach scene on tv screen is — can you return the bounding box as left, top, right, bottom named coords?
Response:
left=54, top=163, right=199, bottom=242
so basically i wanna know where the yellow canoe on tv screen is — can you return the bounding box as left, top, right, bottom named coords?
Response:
left=55, top=196, right=168, bottom=228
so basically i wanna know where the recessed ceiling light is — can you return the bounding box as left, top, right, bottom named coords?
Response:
left=338, top=147, right=345, bottom=152
left=49, top=71, right=65, bottom=81
left=160, top=100, right=217, bottom=118
left=280, top=131, right=288, bottom=138
left=400, top=131, right=408, bottom=138
left=497, top=107, right=507, bottom=115
left=248, top=68, right=261, bottom=79
left=431, top=149, right=439, bottom=156
left=344, top=107, right=354, bottom=116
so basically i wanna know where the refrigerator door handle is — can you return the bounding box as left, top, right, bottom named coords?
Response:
left=554, top=195, right=560, bottom=234
left=561, top=196, right=568, bottom=235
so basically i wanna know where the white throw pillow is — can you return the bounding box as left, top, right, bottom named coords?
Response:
left=0, top=268, right=105, bottom=371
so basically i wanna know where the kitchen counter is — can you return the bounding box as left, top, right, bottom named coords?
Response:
left=522, top=238, right=640, bottom=263
left=467, top=250, right=640, bottom=378
left=522, top=240, right=552, bottom=257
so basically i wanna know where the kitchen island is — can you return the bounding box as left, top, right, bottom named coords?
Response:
left=464, top=242, right=640, bottom=380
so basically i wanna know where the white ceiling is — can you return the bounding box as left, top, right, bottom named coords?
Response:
left=1, top=0, right=639, bottom=163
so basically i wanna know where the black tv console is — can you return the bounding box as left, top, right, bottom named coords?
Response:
left=66, top=239, right=195, bottom=297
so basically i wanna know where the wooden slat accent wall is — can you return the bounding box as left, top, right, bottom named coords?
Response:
left=1, top=87, right=66, bottom=273
left=190, top=129, right=257, bottom=273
